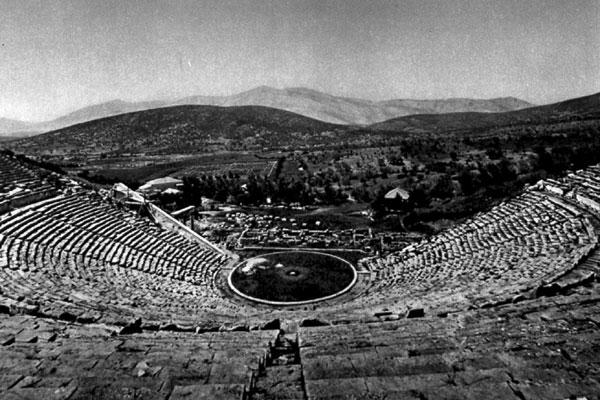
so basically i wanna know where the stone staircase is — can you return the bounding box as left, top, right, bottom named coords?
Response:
left=250, top=330, right=307, bottom=400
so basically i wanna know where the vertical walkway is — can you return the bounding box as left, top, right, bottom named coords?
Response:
left=248, top=322, right=307, bottom=400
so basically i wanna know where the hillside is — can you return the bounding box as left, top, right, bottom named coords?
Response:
left=177, top=86, right=533, bottom=125
left=8, top=105, right=348, bottom=155
left=369, top=92, right=600, bottom=133
left=379, top=96, right=531, bottom=115
left=0, top=87, right=533, bottom=137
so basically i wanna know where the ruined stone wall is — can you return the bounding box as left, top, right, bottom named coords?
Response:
left=147, top=203, right=225, bottom=254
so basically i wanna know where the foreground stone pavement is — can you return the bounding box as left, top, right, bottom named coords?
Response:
left=1, top=152, right=600, bottom=399
left=0, top=317, right=277, bottom=399
left=299, top=285, right=600, bottom=400
left=1, top=279, right=600, bottom=399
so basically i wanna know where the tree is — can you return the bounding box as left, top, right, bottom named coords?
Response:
left=370, top=188, right=388, bottom=218
left=431, top=174, right=454, bottom=199
left=409, top=184, right=431, bottom=208
left=458, top=169, right=478, bottom=195
left=499, top=158, right=517, bottom=181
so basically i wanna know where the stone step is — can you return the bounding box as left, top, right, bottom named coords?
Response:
left=170, top=383, right=245, bottom=400
left=252, top=364, right=305, bottom=400
left=304, top=377, right=518, bottom=400
left=302, top=352, right=453, bottom=381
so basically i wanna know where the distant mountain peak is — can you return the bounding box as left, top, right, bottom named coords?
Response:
left=102, top=99, right=129, bottom=106
left=285, top=87, right=324, bottom=94
left=241, top=85, right=280, bottom=94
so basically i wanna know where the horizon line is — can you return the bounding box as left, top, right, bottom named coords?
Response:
left=4, top=85, right=599, bottom=124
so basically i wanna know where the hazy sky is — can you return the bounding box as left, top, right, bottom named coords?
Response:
left=1, top=0, right=599, bottom=121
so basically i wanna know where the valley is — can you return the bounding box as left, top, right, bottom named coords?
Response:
left=4, top=92, right=599, bottom=237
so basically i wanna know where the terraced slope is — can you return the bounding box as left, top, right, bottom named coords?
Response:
left=0, top=152, right=58, bottom=212
left=1, top=151, right=600, bottom=324
left=0, top=194, right=249, bottom=326
left=352, top=190, right=597, bottom=314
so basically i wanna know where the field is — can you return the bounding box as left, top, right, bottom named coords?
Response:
left=69, top=152, right=281, bottom=187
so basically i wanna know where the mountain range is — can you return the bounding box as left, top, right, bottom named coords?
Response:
left=369, top=92, right=600, bottom=133
left=8, top=92, right=598, bottom=156
left=174, top=86, right=532, bottom=125
left=0, top=86, right=533, bottom=137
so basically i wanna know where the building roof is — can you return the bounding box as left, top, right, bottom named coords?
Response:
left=144, top=177, right=182, bottom=186
left=384, top=187, right=410, bottom=200
left=138, top=177, right=183, bottom=192
left=111, top=183, right=145, bottom=203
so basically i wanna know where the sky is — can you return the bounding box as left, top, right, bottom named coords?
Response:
left=0, top=0, right=599, bottom=122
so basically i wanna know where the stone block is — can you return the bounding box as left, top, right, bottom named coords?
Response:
left=15, top=330, right=38, bottom=343
left=0, top=333, right=15, bottom=346
left=170, top=383, right=244, bottom=400
left=305, top=378, right=368, bottom=399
